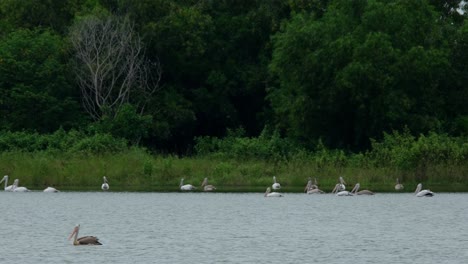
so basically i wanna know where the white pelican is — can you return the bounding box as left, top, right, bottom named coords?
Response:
left=68, top=224, right=102, bottom=245
left=12, top=179, right=30, bottom=192
left=304, top=178, right=324, bottom=194
left=337, top=176, right=346, bottom=191
left=395, top=178, right=404, bottom=191
left=101, top=176, right=109, bottom=191
left=272, top=176, right=281, bottom=190
left=0, top=175, right=14, bottom=191
left=180, top=178, right=196, bottom=191
left=414, top=183, right=434, bottom=197
left=43, top=187, right=59, bottom=192
left=201, top=178, right=216, bottom=191
left=350, top=183, right=374, bottom=195
left=332, top=183, right=353, bottom=196
left=264, top=187, right=283, bottom=197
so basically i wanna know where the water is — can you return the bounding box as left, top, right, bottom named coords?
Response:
left=0, top=191, right=467, bottom=264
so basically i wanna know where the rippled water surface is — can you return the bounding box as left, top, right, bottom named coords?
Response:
left=1, top=191, right=467, bottom=263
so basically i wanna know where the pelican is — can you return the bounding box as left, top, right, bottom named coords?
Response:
left=43, top=186, right=59, bottom=192
left=395, top=178, right=404, bottom=191
left=272, top=176, right=281, bottom=190
left=264, top=187, right=283, bottom=197
left=350, top=183, right=374, bottom=195
left=0, top=175, right=14, bottom=191
left=201, top=178, right=216, bottom=191
left=304, top=178, right=324, bottom=194
left=68, top=224, right=102, bottom=245
left=180, top=178, right=196, bottom=191
left=101, top=176, right=109, bottom=191
left=414, top=183, right=434, bottom=197
left=12, top=179, right=30, bottom=192
left=332, top=183, right=353, bottom=196
left=337, top=176, right=346, bottom=191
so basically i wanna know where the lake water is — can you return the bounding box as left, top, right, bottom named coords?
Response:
left=0, top=191, right=467, bottom=263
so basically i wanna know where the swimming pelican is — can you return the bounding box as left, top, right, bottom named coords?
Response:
left=272, top=176, right=281, bottom=190
left=0, top=175, right=14, bottom=191
left=101, top=176, right=109, bottom=191
left=201, top=178, right=216, bottom=191
left=180, top=178, right=196, bottom=191
left=68, top=224, right=102, bottom=245
left=264, top=187, right=283, bottom=197
left=350, top=183, right=374, bottom=195
left=414, top=183, right=434, bottom=197
left=304, top=178, right=324, bottom=194
left=12, top=179, right=30, bottom=192
left=395, top=178, right=404, bottom=191
left=332, top=183, right=353, bottom=196
left=43, top=187, right=59, bottom=192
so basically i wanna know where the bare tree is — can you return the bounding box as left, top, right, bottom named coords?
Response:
left=69, top=16, right=161, bottom=120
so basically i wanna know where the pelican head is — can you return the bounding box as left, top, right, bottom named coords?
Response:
left=0, top=175, right=7, bottom=183
left=68, top=224, right=80, bottom=241
left=339, top=176, right=346, bottom=185
left=180, top=178, right=184, bottom=187
left=415, top=183, right=422, bottom=194
left=351, top=183, right=360, bottom=193
left=201, top=178, right=208, bottom=187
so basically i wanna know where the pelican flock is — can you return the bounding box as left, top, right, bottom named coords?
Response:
left=272, top=176, right=281, bottom=190
left=0, top=175, right=14, bottom=191
left=414, top=183, right=434, bottom=197
left=264, top=187, right=283, bottom=197
left=68, top=224, right=102, bottom=245
left=180, top=178, right=196, bottom=191
left=201, top=178, right=216, bottom=191
left=101, top=176, right=109, bottom=191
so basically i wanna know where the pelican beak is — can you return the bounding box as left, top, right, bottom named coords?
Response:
left=68, top=229, right=76, bottom=240
left=68, top=225, right=79, bottom=240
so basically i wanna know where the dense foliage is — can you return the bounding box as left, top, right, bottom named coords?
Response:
left=0, top=0, right=467, bottom=155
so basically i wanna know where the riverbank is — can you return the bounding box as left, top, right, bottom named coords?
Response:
left=1, top=149, right=466, bottom=192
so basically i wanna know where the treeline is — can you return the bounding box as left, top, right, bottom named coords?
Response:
left=0, top=0, right=467, bottom=154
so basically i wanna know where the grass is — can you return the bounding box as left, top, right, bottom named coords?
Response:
left=1, top=149, right=467, bottom=192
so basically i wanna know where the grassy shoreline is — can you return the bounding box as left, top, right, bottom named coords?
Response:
left=1, top=149, right=467, bottom=192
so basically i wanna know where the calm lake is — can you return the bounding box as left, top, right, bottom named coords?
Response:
left=0, top=191, right=467, bottom=263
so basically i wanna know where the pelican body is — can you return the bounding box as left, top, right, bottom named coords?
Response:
left=272, top=176, right=281, bottom=190
left=180, top=178, right=196, bottom=191
left=12, top=179, right=30, bottom=192
left=395, top=178, right=404, bottom=191
left=44, top=187, right=59, bottom=192
left=101, top=176, right=109, bottom=191
left=350, top=183, right=374, bottom=195
left=415, top=183, right=434, bottom=197
left=68, top=224, right=102, bottom=245
left=201, top=178, right=216, bottom=191
left=264, top=187, right=283, bottom=197
left=0, top=175, right=14, bottom=191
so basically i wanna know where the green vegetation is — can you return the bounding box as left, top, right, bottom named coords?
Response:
left=0, top=130, right=466, bottom=192
left=0, top=1, right=467, bottom=191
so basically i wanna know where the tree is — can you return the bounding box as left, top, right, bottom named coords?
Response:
left=69, top=15, right=161, bottom=121
left=269, top=0, right=454, bottom=150
left=0, top=29, right=84, bottom=132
